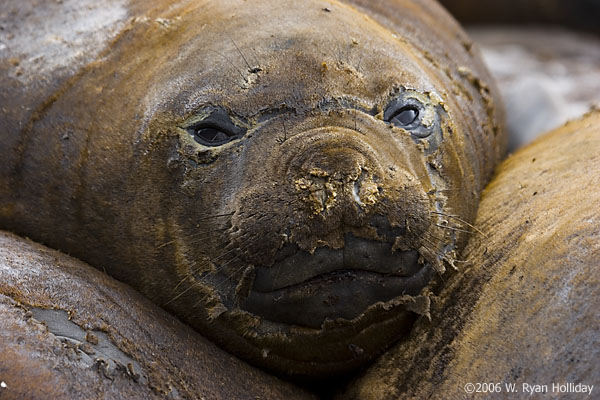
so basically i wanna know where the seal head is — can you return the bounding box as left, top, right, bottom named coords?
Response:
left=146, top=0, right=504, bottom=376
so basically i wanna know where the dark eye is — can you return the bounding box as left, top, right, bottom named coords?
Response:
left=390, top=106, right=419, bottom=126
left=191, top=125, right=236, bottom=146
left=184, top=107, right=246, bottom=147
left=383, top=100, right=423, bottom=131
left=383, top=96, right=437, bottom=138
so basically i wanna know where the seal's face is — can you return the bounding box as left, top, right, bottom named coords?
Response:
left=116, top=0, right=497, bottom=376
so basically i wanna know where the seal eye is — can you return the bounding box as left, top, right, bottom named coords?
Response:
left=390, top=106, right=419, bottom=126
left=383, top=100, right=423, bottom=131
left=192, top=125, right=236, bottom=146
left=184, top=107, right=246, bottom=147
left=383, top=96, right=438, bottom=140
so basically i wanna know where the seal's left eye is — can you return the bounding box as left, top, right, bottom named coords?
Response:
left=383, top=99, right=423, bottom=131
left=390, top=106, right=419, bottom=126
left=185, top=107, right=246, bottom=147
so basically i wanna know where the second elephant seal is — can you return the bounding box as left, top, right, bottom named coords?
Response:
left=0, top=0, right=505, bottom=376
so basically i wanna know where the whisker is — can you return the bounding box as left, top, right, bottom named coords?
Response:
left=327, top=28, right=344, bottom=63
left=209, top=253, right=245, bottom=284
left=212, top=252, right=244, bottom=274
left=197, top=212, right=235, bottom=221
left=166, top=253, right=243, bottom=306
left=250, top=46, right=261, bottom=69
left=434, top=223, right=475, bottom=236
left=342, top=25, right=352, bottom=64
left=157, top=240, right=176, bottom=249
left=157, top=227, right=230, bottom=249
left=186, top=227, right=231, bottom=246
left=425, top=231, right=448, bottom=243
left=356, top=44, right=365, bottom=72
left=421, top=236, right=458, bottom=267
left=419, top=241, right=446, bottom=282
left=431, top=211, right=488, bottom=238
left=210, top=254, right=247, bottom=293
left=420, top=237, right=448, bottom=264
left=207, top=49, right=247, bottom=82
left=421, top=235, right=468, bottom=272
left=226, top=32, right=253, bottom=71
left=172, top=247, right=239, bottom=291
left=224, top=263, right=252, bottom=289
left=164, top=282, right=195, bottom=306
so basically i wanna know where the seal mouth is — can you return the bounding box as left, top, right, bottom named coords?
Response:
left=241, top=234, right=432, bottom=328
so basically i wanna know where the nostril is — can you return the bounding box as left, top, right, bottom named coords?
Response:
left=352, top=168, right=380, bottom=209
left=352, top=180, right=364, bottom=207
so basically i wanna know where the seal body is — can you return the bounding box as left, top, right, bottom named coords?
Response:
left=0, top=0, right=505, bottom=376
left=342, top=111, right=600, bottom=399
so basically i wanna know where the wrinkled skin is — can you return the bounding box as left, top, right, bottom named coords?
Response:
left=0, top=0, right=505, bottom=376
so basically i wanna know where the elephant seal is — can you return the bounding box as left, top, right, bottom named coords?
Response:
left=0, top=0, right=505, bottom=376
left=341, top=110, right=600, bottom=399
left=0, top=231, right=314, bottom=400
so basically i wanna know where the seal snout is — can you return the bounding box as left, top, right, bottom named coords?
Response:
left=289, top=131, right=384, bottom=215
left=294, top=165, right=380, bottom=215
left=232, top=124, right=436, bottom=328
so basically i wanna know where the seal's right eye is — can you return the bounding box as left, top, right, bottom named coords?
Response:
left=185, top=107, right=246, bottom=147
left=191, top=124, right=236, bottom=146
